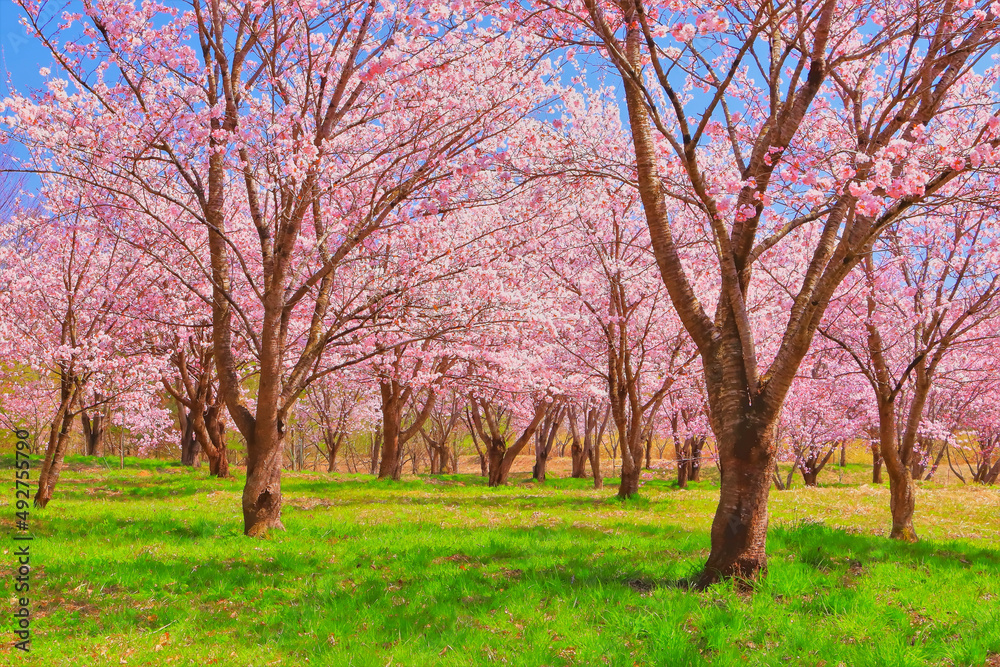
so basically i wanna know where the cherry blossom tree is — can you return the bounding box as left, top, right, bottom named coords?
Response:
left=544, top=182, right=697, bottom=498
left=774, top=361, right=867, bottom=488
left=4, top=0, right=556, bottom=534
left=467, top=391, right=555, bottom=486
left=822, top=206, right=1000, bottom=539
left=565, top=397, right=610, bottom=487
left=0, top=208, right=169, bottom=506
left=534, top=92, right=701, bottom=496
left=160, top=327, right=232, bottom=476
left=662, top=373, right=711, bottom=488
left=300, top=374, right=369, bottom=473
left=418, top=389, right=465, bottom=474
left=954, top=370, right=1000, bottom=484
left=530, top=0, right=1000, bottom=583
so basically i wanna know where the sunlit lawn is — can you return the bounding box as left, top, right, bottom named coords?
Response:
left=1, top=455, right=998, bottom=666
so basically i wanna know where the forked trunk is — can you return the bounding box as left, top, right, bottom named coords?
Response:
left=689, top=436, right=704, bottom=481
left=207, top=449, right=229, bottom=477
left=81, top=409, right=106, bottom=456
left=486, top=440, right=506, bottom=487
left=192, top=404, right=230, bottom=478
left=798, top=445, right=835, bottom=487
left=532, top=406, right=562, bottom=482
left=922, top=441, right=947, bottom=481
left=910, top=436, right=931, bottom=480
left=378, top=381, right=437, bottom=480
left=323, top=430, right=343, bottom=473
left=981, top=459, right=1000, bottom=485
left=426, top=441, right=450, bottom=474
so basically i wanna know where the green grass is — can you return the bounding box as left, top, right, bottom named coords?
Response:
left=1, top=455, right=999, bottom=666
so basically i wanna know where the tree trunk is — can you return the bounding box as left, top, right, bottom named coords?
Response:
left=589, top=410, right=607, bottom=490
left=644, top=436, right=652, bottom=469
left=698, top=423, right=775, bottom=587
left=179, top=408, right=201, bottom=466
left=487, top=440, right=506, bottom=487
left=378, top=385, right=403, bottom=480
left=426, top=441, right=450, bottom=474
left=983, top=458, right=1000, bottom=485
left=876, top=398, right=917, bottom=541
left=689, top=436, right=704, bottom=482
left=676, top=436, right=690, bottom=489
left=378, top=380, right=437, bottom=480
left=370, top=430, right=382, bottom=475
left=588, top=439, right=603, bottom=489
left=35, top=403, right=77, bottom=508
left=35, top=376, right=79, bottom=509
left=532, top=453, right=547, bottom=481
left=532, top=407, right=561, bottom=482
left=839, top=440, right=847, bottom=468
left=570, top=438, right=586, bottom=478
left=81, top=409, right=106, bottom=457
left=427, top=444, right=439, bottom=474
left=799, top=445, right=836, bottom=487
left=192, top=404, right=229, bottom=478
left=618, top=460, right=640, bottom=498
left=910, top=436, right=932, bottom=480
left=872, top=441, right=883, bottom=484
left=674, top=431, right=690, bottom=488
left=617, top=433, right=644, bottom=499
left=923, top=441, right=947, bottom=481
left=242, top=425, right=285, bottom=536
left=35, top=425, right=74, bottom=509
left=327, top=444, right=338, bottom=473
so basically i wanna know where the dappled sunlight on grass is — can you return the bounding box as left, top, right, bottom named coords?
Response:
left=0, top=456, right=997, bottom=665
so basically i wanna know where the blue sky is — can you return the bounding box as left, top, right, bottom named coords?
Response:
left=1, top=0, right=56, bottom=170
left=1, top=0, right=54, bottom=96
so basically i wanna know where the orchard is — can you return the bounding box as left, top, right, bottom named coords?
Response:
left=1, top=0, right=999, bottom=664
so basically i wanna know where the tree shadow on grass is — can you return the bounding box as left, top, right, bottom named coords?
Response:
left=770, top=520, right=1000, bottom=572
left=283, top=478, right=689, bottom=514
left=35, top=514, right=1000, bottom=666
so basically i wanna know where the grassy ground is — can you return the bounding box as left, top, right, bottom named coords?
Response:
left=1, top=455, right=998, bottom=666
